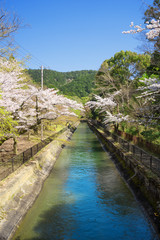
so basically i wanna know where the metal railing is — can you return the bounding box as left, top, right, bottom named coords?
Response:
left=0, top=127, right=68, bottom=181
left=90, top=120, right=160, bottom=177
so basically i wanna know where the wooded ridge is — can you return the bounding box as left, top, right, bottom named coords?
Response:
left=27, top=69, right=97, bottom=98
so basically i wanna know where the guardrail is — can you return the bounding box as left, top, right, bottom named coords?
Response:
left=0, top=127, right=68, bottom=181
left=90, top=120, right=160, bottom=177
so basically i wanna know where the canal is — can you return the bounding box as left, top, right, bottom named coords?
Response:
left=13, top=123, right=158, bottom=240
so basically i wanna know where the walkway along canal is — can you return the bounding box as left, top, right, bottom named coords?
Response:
left=13, top=123, right=158, bottom=240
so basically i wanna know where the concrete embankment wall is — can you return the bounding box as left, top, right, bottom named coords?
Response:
left=88, top=122, right=160, bottom=236
left=0, top=123, right=79, bottom=240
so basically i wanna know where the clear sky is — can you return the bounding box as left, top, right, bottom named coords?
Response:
left=1, top=0, right=153, bottom=72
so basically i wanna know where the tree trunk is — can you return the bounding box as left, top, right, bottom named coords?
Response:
left=13, top=136, right=17, bottom=154
left=28, top=129, right=31, bottom=140
left=34, top=95, right=39, bottom=135
left=33, top=126, right=38, bottom=135
left=41, top=121, right=43, bottom=141
left=114, top=123, right=119, bottom=132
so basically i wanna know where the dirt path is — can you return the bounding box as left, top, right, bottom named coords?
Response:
left=0, top=134, right=40, bottom=162
left=0, top=116, right=78, bottom=163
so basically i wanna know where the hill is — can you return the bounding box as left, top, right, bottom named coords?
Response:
left=27, top=69, right=96, bottom=98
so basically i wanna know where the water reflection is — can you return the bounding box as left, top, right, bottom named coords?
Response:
left=13, top=123, right=158, bottom=240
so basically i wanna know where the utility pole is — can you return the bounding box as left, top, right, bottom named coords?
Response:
left=41, top=65, right=43, bottom=89
left=41, top=65, right=44, bottom=140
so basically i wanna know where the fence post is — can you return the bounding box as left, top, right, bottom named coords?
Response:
left=140, top=150, right=143, bottom=162
left=23, top=152, right=25, bottom=164
left=12, top=158, right=14, bottom=172
left=150, top=156, right=152, bottom=169
left=0, top=126, right=69, bottom=181
left=31, top=147, right=33, bottom=157
left=132, top=145, right=135, bottom=155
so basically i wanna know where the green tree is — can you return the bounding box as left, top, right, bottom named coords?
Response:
left=95, top=51, right=151, bottom=106
left=0, top=107, right=18, bottom=144
left=102, top=51, right=150, bottom=85
left=91, top=50, right=152, bottom=133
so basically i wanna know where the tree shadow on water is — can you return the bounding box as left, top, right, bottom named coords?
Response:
left=14, top=202, right=77, bottom=240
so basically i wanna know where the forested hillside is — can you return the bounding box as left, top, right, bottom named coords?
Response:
left=27, top=69, right=96, bottom=98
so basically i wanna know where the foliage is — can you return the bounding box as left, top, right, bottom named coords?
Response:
left=0, top=107, right=18, bottom=143
left=141, top=129, right=160, bottom=143
left=86, top=1, right=160, bottom=144
left=91, top=51, right=151, bottom=128
left=147, top=50, right=160, bottom=76
left=81, top=96, right=90, bottom=105
left=125, top=125, right=139, bottom=136
left=86, top=46, right=160, bottom=144
left=63, top=95, right=82, bottom=103
left=69, top=108, right=82, bottom=118
left=27, top=69, right=96, bottom=98
left=101, top=50, right=150, bottom=85
left=95, top=51, right=150, bottom=105
left=119, top=121, right=160, bottom=144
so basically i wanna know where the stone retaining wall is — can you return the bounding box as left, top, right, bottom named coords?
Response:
left=88, top=121, right=160, bottom=236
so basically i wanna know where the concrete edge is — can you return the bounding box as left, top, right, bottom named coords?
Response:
left=0, top=123, right=79, bottom=240
left=88, top=121, right=160, bottom=238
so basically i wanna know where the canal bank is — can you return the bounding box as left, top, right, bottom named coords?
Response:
left=88, top=121, right=160, bottom=237
left=12, top=123, right=158, bottom=240
left=0, top=122, right=79, bottom=240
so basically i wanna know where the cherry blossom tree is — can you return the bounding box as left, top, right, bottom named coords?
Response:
left=86, top=92, right=129, bottom=131
left=0, top=58, right=84, bottom=143
left=135, top=77, right=160, bottom=126
left=123, top=19, right=160, bottom=42
left=122, top=1, right=160, bottom=127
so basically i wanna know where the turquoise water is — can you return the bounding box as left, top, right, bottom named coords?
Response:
left=13, top=123, right=158, bottom=240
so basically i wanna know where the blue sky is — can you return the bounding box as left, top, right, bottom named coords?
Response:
left=1, top=0, right=153, bottom=72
